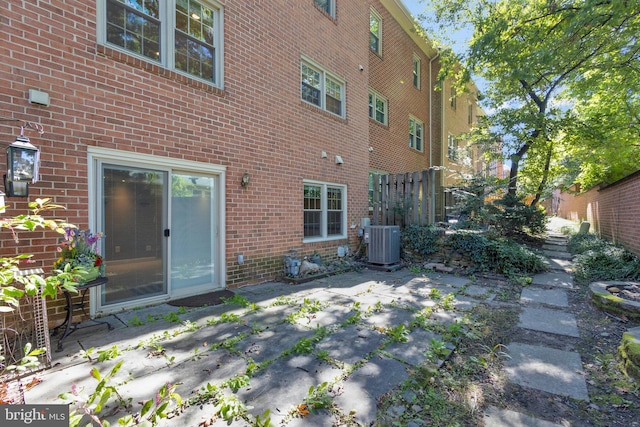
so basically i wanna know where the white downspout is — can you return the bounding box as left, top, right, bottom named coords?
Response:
left=429, top=51, right=439, bottom=168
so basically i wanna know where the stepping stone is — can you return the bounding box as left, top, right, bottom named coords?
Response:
left=521, top=288, right=568, bottom=308
left=519, top=306, right=580, bottom=337
left=543, top=257, right=573, bottom=272
left=484, top=406, right=565, bottom=427
left=505, top=342, right=589, bottom=401
left=543, top=249, right=572, bottom=260
left=543, top=244, right=567, bottom=252
left=531, top=271, right=573, bottom=289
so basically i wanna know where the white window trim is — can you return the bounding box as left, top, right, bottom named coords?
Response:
left=301, top=56, right=346, bottom=118
left=96, top=0, right=224, bottom=88
left=314, top=0, right=335, bottom=18
left=370, top=8, right=382, bottom=55
left=448, top=134, right=458, bottom=161
left=413, top=54, right=421, bottom=89
left=368, top=88, right=388, bottom=125
left=409, top=116, right=424, bottom=153
left=303, top=179, right=347, bottom=243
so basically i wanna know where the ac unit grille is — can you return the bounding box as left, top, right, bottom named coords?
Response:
left=366, top=225, right=400, bottom=265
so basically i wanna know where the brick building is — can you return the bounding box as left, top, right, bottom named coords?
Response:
left=0, top=0, right=481, bottom=322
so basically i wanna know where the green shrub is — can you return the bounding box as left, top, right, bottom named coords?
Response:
left=402, top=224, right=442, bottom=260
left=483, top=194, right=548, bottom=236
left=567, top=232, right=609, bottom=255
left=573, top=245, right=640, bottom=284
left=447, top=231, right=490, bottom=268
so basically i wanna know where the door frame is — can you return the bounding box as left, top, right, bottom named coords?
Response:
left=87, top=147, right=227, bottom=315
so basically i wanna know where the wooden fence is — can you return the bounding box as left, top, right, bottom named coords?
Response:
left=370, top=168, right=438, bottom=227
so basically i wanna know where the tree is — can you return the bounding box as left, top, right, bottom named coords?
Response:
left=422, top=0, right=640, bottom=204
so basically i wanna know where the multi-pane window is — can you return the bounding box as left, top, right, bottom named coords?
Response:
left=368, top=89, right=388, bottom=125
left=448, top=134, right=458, bottom=160
left=370, top=9, right=382, bottom=54
left=409, top=117, right=424, bottom=152
left=314, top=0, right=335, bottom=17
left=413, top=55, right=421, bottom=89
left=301, top=59, right=345, bottom=117
left=103, top=0, right=222, bottom=85
left=304, top=182, right=346, bottom=240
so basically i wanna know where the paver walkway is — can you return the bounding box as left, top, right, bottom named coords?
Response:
left=484, top=225, right=588, bottom=426
left=22, top=221, right=591, bottom=426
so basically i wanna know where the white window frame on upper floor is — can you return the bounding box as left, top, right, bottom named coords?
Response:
left=97, top=0, right=224, bottom=88
left=300, top=56, right=345, bottom=118
left=413, top=54, right=421, bottom=89
left=313, top=0, right=335, bottom=18
left=370, top=8, right=382, bottom=55
left=303, top=180, right=347, bottom=243
left=409, top=116, right=424, bottom=152
left=368, top=88, right=388, bottom=125
left=448, top=134, right=458, bottom=161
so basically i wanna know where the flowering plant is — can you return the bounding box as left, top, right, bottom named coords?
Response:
left=53, top=228, right=105, bottom=279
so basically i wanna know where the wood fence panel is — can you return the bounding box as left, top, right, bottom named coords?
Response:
left=370, top=168, right=438, bottom=227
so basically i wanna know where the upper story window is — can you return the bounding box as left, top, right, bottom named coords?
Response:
left=413, top=55, right=421, bottom=89
left=468, top=103, right=474, bottom=124
left=314, top=0, right=335, bottom=17
left=301, top=58, right=345, bottom=117
left=409, top=116, right=424, bottom=152
left=370, top=8, right=382, bottom=55
left=448, top=134, right=458, bottom=161
left=102, top=0, right=223, bottom=86
left=450, top=87, right=457, bottom=110
left=304, top=181, right=347, bottom=241
left=368, top=89, right=388, bottom=125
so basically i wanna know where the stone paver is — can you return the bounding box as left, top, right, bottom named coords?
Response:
left=518, top=306, right=580, bottom=337
left=484, top=406, right=565, bottom=427
left=531, top=271, right=574, bottom=289
left=505, top=342, right=589, bottom=401
left=521, top=287, right=568, bottom=308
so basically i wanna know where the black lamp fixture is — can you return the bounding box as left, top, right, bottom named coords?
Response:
left=4, top=126, right=40, bottom=197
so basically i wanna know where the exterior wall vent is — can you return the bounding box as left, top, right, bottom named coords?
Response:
left=365, top=225, right=400, bottom=265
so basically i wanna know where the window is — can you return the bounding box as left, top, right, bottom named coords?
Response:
left=450, top=86, right=457, bottom=109
left=301, top=58, right=345, bottom=117
left=102, top=0, right=223, bottom=85
left=448, top=134, right=458, bottom=161
left=468, top=103, right=473, bottom=124
left=409, top=117, right=424, bottom=152
left=314, top=0, right=335, bottom=17
left=370, top=9, right=382, bottom=54
left=412, top=55, right=421, bottom=89
left=368, top=89, right=388, bottom=125
left=304, top=181, right=346, bottom=241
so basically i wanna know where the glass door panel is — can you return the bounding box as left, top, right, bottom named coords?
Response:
left=170, top=173, right=217, bottom=295
left=101, top=165, right=168, bottom=306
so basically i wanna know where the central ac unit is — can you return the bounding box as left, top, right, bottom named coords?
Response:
left=365, top=225, right=400, bottom=265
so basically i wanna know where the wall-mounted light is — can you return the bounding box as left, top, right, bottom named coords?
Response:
left=241, top=172, right=250, bottom=187
left=5, top=127, right=40, bottom=197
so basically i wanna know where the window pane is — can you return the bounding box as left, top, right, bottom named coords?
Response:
left=301, top=64, right=321, bottom=106
left=327, top=211, right=342, bottom=235
left=304, top=211, right=321, bottom=237
left=106, top=0, right=160, bottom=61
left=370, top=13, right=380, bottom=52
left=314, top=0, right=331, bottom=15
left=368, top=93, right=374, bottom=118
left=174, top=0, right=216, bottom=81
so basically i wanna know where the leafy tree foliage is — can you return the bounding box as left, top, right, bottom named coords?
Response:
left=421, top=0, right=640, bottom=202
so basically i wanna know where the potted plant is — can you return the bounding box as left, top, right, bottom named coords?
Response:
left=53, top=228, right=105, bottom=283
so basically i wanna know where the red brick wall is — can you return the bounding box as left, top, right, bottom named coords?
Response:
left=556, top=171, right=640, bottom=256
left=0, top=1, right=370, bottom=323
left=368, top=0, right=437, bottom=174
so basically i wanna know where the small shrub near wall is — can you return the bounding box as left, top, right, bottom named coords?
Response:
left=568, top=233, right=640, bottom=284
left=401, top=224, right=443, bottom=261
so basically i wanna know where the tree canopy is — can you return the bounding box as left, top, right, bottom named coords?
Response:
left=420, top=0, right=640, bottom=202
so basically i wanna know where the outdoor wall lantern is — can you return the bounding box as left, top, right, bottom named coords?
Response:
left=4, top=126, right=40, bottom=197
left=241, top=172, right=250, bottom=187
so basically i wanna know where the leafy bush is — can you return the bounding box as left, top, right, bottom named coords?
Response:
left=571, top=238, right=640, bottom=284
left=447, top=231, right=490, bottom=268
left=444, top=231, right=546, bottom=280
left=482, top=193, right=548, bottom=236
left=402, top=224, right=442, bottom=260
left=567, top=232, right=610, bottom=255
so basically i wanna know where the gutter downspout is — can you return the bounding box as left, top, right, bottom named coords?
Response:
left=429, top=51, right=440, bottom=223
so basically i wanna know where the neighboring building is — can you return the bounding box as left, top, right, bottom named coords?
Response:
left=0, top=0, right=483, bottom=324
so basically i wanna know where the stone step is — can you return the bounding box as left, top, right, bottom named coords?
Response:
left=505, top=342, right=589, bottom=401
